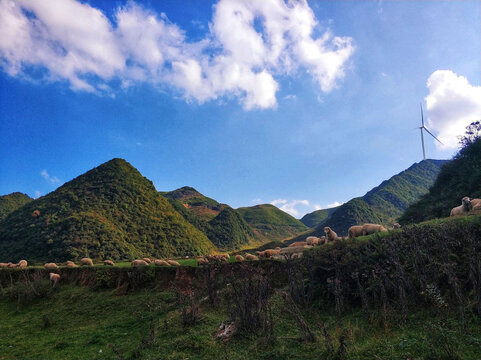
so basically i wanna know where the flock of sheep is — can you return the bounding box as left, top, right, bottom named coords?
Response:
left=1, top=196, right=479, bottom=289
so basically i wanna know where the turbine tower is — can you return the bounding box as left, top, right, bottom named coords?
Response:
left=418, top=103, right=443, bottom=160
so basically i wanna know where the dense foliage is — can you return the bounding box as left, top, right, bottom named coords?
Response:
left=237, top=204, right=308, bottom=241
left=0, top=159, right=215, bottom=262
left=0, top=192, right=32, bottom=220
left=400, top=138, right=481, bottom=224
left=300, top=206, right=340, bottom=228
left=292, top=159, right=445, bottom=239
left=166, top=197, right=258, bottom=251
left=207, top=207, right=258, bottom=250
left=300, top=216, right=481, bottom=330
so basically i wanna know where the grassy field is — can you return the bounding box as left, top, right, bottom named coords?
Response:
left=2, top=281, right=481, bottom=360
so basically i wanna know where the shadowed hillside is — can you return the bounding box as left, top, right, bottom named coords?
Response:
left=0, top=192, right=32, bottom=221
left=300, top=206, right=340, bottom=228
left=237, top=204, right=309, bottom=241
left=289, top=159, right=446, bottom=240
left=400, top=136, right=481, bottom=224
left=0, top=159, right=215, bottom=262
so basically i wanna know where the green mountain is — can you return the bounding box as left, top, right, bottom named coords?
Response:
left=400, top=138, right=481, bottom=224
left=207, top=207, right=257, bottom=250
left=237, top=204, right=309, bottom=241
left=288, top=159, right=446, bottom=240
left=0, top=192, right=32, bottom=221
left=166, top=195, right=258, bottom=251
left=161, top=186, right=227, bottom=220
left=300, top=206, right=340, bottom=228
left=0, top=159, right=215, bottom=262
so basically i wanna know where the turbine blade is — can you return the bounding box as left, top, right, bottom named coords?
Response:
left=423, top=126, right=443, bottom=144
left=420, top=103, right=424, bottom=127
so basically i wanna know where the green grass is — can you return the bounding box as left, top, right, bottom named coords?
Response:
left=1, top=283, right=480, bottom=360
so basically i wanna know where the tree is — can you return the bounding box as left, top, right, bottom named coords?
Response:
left=458, top=121, right=481, bottom=147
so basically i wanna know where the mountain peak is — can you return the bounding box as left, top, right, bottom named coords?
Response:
left=0, top=160, right=215, bottom=262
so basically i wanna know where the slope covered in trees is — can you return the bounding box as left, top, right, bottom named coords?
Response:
left=300, top=206, right=340, bottom=228
left=0, top=192, right=32, bottom=221
left=400, top=135, right=481, bottom=224
left=237, top=204, right=308, bottom=241
left=288, top=159, right=446, bottom=240
left=166, top=197, right=259, bottom=251
left=0, top=159, right=215, bottom=262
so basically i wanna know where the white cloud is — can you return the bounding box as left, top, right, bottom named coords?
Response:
left=41, top=170, right=61, bottom=184
left=34, top=190, right=42, bottom=199
left=325, top=201, right=342, bottom=209
left=283, top=94, right=297, bottom=100
left=271, top=199, right=310, bottom=217
left=0, top=0, right=355, bottom=110
left=425, top=70, right=481, bottom=149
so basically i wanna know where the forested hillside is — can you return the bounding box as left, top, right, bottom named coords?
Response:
left=166, top=196, right=259, bottom=251
left=237, top=204, right=308, bottom=241
left=400, top=133, right=481, bottom=224
left=0, top=192, right=32, bottom=220
left=300, top=206, right=340, bottom=228
left=0, top=159, right=215, bottom=262
left=289, top=159, right=446, bottom=240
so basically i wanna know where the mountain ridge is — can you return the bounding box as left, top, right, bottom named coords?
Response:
left=0, top=158, right=215, bottom=262
left=287, top=159, right=447, bottom=241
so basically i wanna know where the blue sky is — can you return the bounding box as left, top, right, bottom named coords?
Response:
left=1, top=0, right=480, bottom=218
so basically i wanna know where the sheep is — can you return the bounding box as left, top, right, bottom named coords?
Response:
left=324, top=227, right=339, bottom=242
left=470, top=198, right=481, bottom=211
left=306, top=236, right=320, bottom=246
left=0, top=263, right=8, bottom=268
left=245, top=253, right=258, bottom=261
left=66, top=261, right=78, bottom=268
left=49, top=272, right=61, bottom=288
left=167, top=260, right=181, bottom=266
left=206, top=254, right=229, bottom=263
left=17, top=260, right=28, bottom=268
left=131, top=259, right=149, bottom=267
left=197, top=258, right=209, bottom=266
left=318, top=236, right=327, bottom=245
left=143, top=257, right=152, bottom=264
left=258, top=249, right=280, bottom=258
left=348, top=225, right=364, bottom=239
left=362, top=223, right=388, bottom=236
left=289, top=241, right=307, bottom=247
left=80, top=258, right=94, bottom=266
left=44, top=262, right=59, bottom=270
left=103, top=260, right=115, bottom=266
left=450, top=197, right=471, bottom=217
left=219, top=253, right=230, bottom=261
left=393, top=223, right=401, bottom=229
left=235, top=255, right=244, bottom=262
left=154, top=259, right=170, bottom=266
left=7, top=262, right=18, bottom=268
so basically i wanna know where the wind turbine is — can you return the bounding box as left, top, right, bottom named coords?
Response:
left=418, top=103, right=443, bottom=160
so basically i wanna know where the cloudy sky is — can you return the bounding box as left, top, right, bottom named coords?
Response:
left=1, top=0, right=480, bottom=218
